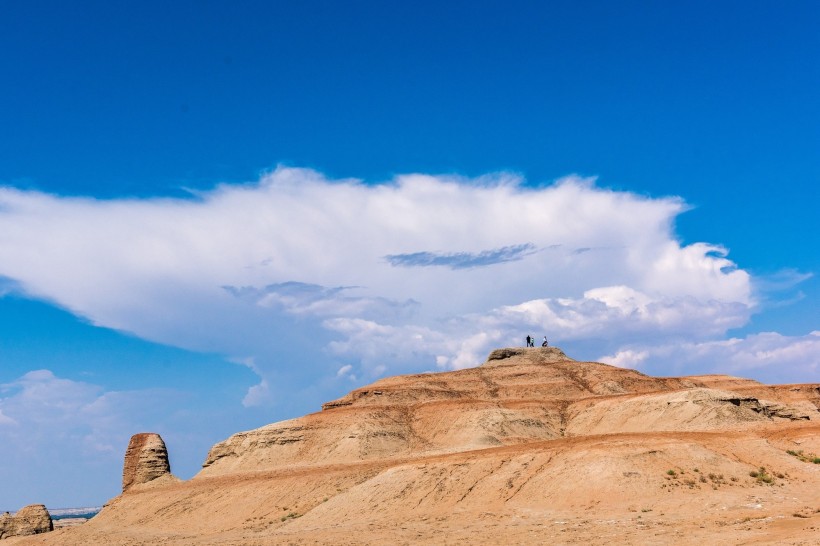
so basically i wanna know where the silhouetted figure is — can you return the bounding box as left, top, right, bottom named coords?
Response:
left=526, top=335, right=531, bottom=347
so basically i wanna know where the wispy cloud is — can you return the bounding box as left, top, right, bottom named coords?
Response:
left=385, top=243, right=536, bottom=269
left=751, top=269, right=814, bottom=308
left=224, top=281, right=418, bottom=320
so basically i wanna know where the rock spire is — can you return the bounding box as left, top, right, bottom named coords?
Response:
left=122, top=433, right=171, bottom=492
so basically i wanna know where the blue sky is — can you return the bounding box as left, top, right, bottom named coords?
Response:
left=0, top=1, right=817, bottom=510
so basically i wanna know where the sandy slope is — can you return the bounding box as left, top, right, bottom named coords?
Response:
left=10, top=347, right=820, bottom=545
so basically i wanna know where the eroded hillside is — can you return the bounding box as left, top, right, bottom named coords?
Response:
left=10, top=347, right=820, bottom=545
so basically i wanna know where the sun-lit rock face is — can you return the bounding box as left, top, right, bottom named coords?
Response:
left=122, top=433, right=171, bottom=492
left=0, top=504, right=53, bottom=539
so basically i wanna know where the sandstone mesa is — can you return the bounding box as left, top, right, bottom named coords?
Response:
left=6, top=347, right=820, bottom=545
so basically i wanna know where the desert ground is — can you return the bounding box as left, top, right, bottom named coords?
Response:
left=8, top=347, right=819, bottom=545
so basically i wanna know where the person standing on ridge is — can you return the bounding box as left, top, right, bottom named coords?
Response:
left=542, top=336, right=548, bottom=347
left=526, top=335, right=532, bottom=347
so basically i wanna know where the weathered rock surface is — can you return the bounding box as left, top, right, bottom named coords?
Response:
left=12, top=347, right=820, bottom=545
left=122, top=433, right=171, bottom=492
left=0, top=504, right=52, bottom=540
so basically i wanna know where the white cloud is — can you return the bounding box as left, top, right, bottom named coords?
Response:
left=335, top=364, right=359, bottom=382
left=0, top=370, right=180, bottom=454
left=599, top=331, right=820, bottom=383
left=490, top=286, right=750, bottom=340
left=0, top=167, right=811, bottom=404
left=321, top=283, right=752, bottom=372
left=1, top=370, right=103, bottom=430
left=0, top=368, right=230, bottom=507
left=0, top=408, right=17, bottom=426
left=599, top=349, right=649, bottom=368
left=242, top=378, right=271, bottom=408
left=227, top=357, right=274, bottom=408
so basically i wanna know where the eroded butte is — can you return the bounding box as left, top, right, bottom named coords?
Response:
left=10, top=347, right=820, bottom=545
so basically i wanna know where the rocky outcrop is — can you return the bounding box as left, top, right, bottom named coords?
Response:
left=122, top=433, right=171, bottom=492
left=485, top=346, right=571, bottom=364
left=0, top=504, right=53, bottom=539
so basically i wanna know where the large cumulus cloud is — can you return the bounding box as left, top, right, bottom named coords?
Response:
left=0, top=167, right=810, bottom=406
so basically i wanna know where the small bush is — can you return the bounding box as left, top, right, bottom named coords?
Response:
left=751, top=467, right=775, bottom=485
left=787, top=449, right=820, bottom=464
left=666, top=469, right=677, bottom=476
left=280, top=512, right=301, bottom=522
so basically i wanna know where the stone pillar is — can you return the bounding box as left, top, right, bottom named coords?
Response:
left=122, top=433, right=171, bottom=492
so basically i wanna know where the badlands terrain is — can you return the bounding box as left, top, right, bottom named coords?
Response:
left=8, top=347, right=820, bottom=545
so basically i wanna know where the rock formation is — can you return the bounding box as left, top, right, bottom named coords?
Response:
left=11, top=347, right=820, bottom=545
left=0, top=504, right=52, bottom=540
left=202, top=346, right=817, bottom=474
left=122, top=433, right=171, bottom=492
